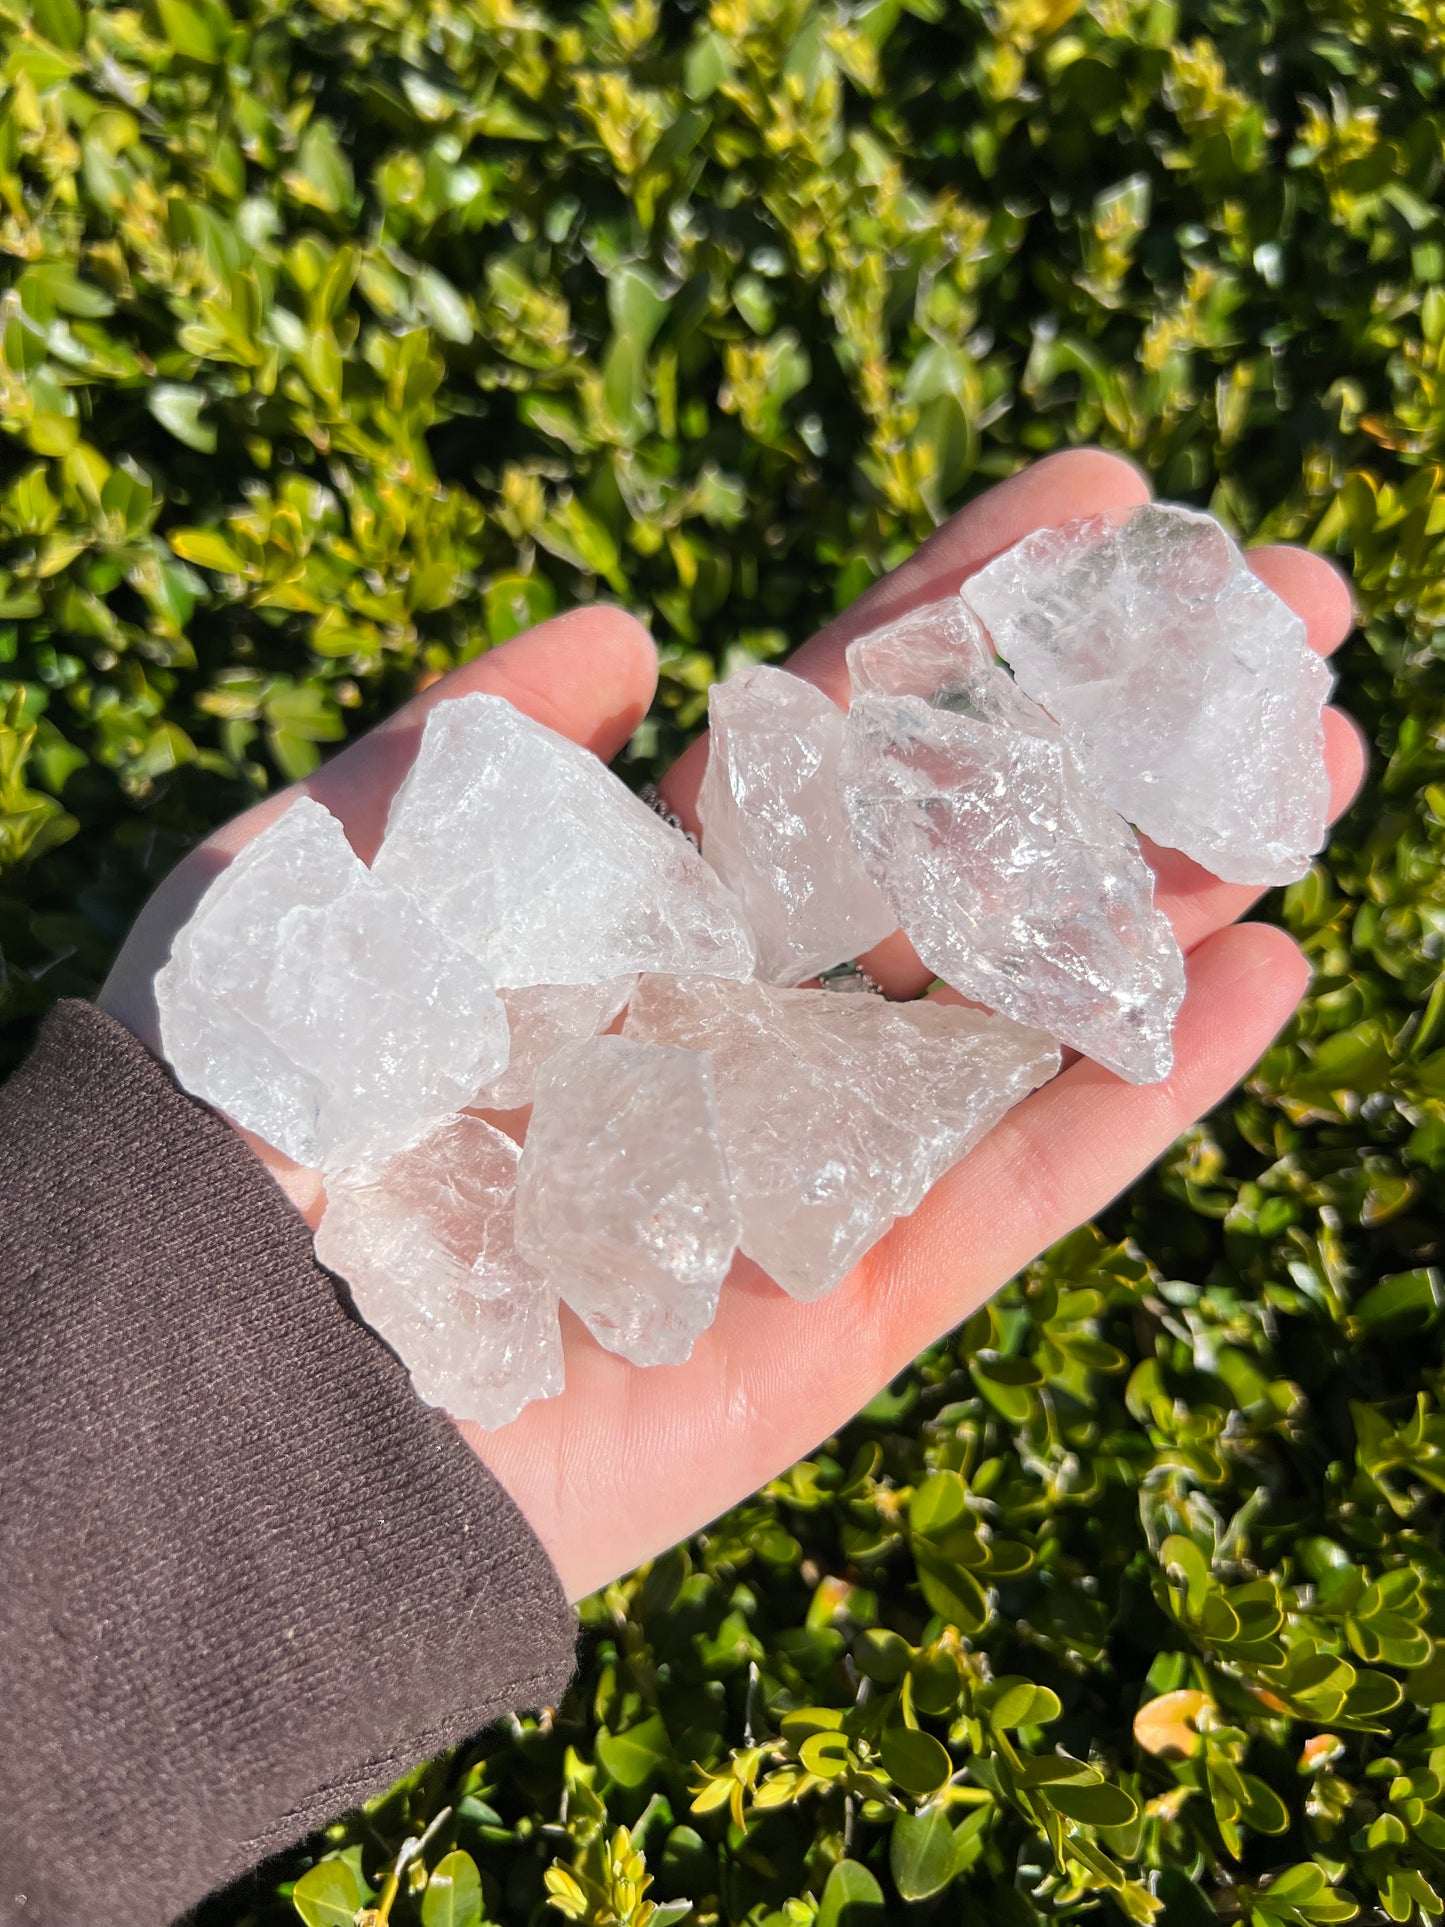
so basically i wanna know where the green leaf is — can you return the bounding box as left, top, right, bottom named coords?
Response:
left=291, top=1858, right=360, bottom=1927
left=800, top=1730, right=851, bottom=1778
left=483, top=570, right=557, bottom=643
left=913, top=1542, right=990, bottom=1633
left=1043, top=1778, right=1141, bottom=1828
left=31, top=0, right=84, bottom=49
left=879, top=1726, right=952, bottom=1797
left=890, top=1805, right=958, bottom=1901
left=157, top=0, right=220, bottom=60
left=168, top=527, right=247, bottom=573
left=854, top=1628, right=911, bottom=1684
left=285, top=121, right=354, bottom=214
left=683, top=27, right=734, bottom=99
left=1162, top=1536, right=1211, bottom=1618
left=780, top=1706, right=845, bottom=1739
left=1263, top=1865, right=1327, bottom=1906
left=595, top=1713, right=669, bottom=1789
left=147, top=384, right=217, bottom=453
left=909, top=1470, right=970, bottom=1536
left=817, top=1860, right=885, bottom=1927
left=420, top=1850, right=482, bottom=1927
left=986, top=1679, right=1063, bottom=1729
left=416, top=268, right=473, bottom=345
left=1236, top=1774, right=1290, bottom=1836
left=1352, top=1268, right=1443, bottom=1336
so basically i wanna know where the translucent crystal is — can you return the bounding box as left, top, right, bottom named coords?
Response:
left=317, top=1116, right=562, bottom=1429
left=374, top=693, right=755, bottom=987
left=961, top=503, right=1333, bottom=885
left=515, top=1035, right=740, bottom=1365
left=475, top=977, right=637, bottom=1110
left=697, top=664, right=896, bottom=984
left=156, top=798, right=509, bottom=1169
left=846, top=596, right=1068, bottom=751
left=625, top=974, right=1059, bottom=1301
left=846, top=596, right=1003, bottom=711
left=839, top=691, right=1185, bottom=1083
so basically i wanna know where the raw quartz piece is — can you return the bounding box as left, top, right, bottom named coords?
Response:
left=625, top=974, right=1059, bottom=1301
left=697, top=664, right=895, bottom=984
left=515, top=1035, right=740, bottom=1366
left=842, top=603, right=1185, bottom=1081
left=961, top=502, right=1333, bottom=885
left=474, top=977, right=637, bottom=1110
left=839, top=684, right=1185, bottom=1084
left=317, top=1116, right=562, bottom=1429
left=155, top=798, right=509, bottom=1169
left=846, top=595, right=1003, bottom=710
left=373, top=693, right=755, bottom=988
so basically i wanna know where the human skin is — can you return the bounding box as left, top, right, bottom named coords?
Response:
left=101, top=449, right=1367, bottom=1603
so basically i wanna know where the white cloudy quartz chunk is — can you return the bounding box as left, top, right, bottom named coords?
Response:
left=156, top=798, right=509, bottom=1169
left=626, top=974, right=1059, bottom=1301
left=373, top=693, right=755, bottom=988
left=697, top=664, right=896, bottom=984
left=961, top=502, right=1333, bottom=885
left=317, top=1116, right=562, bottom=1429
left=515, top=1035, right=740, bottom=1366
left=840, top=692, right=1185, bottom=1083
left=474, top=977, right=637, bottom=1110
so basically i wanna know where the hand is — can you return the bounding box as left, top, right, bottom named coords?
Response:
left=101, top=450, right=1365, bottom=1603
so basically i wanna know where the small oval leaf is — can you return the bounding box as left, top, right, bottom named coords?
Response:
left=890, top=1805, right=958, bottom=1901
left=291, top=1858, right=360, bottom=1927
left=879, top=1726, right=952, bottom=1797
left=420, top=1850, right=482, bottom=1927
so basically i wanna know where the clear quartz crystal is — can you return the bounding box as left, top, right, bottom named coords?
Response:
left=961, top=502, right=1333, bottom=885
left=317, top=1116, right=562, bottom=1429
left=840, top=689, right=1185, bottom=1083
left=846, top=596, right=1002, bottom=709
left=515, top=1035, right=740, bottom=1366
left=625, top=974, right=1059, bottom=1301
left=373, top=692, right=755, bottom=987
left=697, top=664, right=895, bottom=984
left=475, top=977, right=637, bottom=1110
left=156, top=798, right=509, bottom=1169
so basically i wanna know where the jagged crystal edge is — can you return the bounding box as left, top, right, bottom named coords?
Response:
left=838, top=601, right=1185, bottom=1082
left=697, top=663, right=896, bottom=984
left=515, top=1033, right=740, bottom=1366
left=960, top=502, right=1333, bottom=886
left=156, top=796, right=509, bottom=1169
left=317, top=1114, right=563, bottom=1430
left=374, top=692, right=756, bottom=987
left=626, top=974, right=1060, bottom=1300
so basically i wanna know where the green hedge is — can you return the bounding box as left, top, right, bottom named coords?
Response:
left=4, top=0, right=1445, bottom=1921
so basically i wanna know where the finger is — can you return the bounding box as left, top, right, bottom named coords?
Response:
left=1245, top=545, right=1355, bottom=656
left=99, top=607, right=658, bottom=1053
left=478, top=919, right=1309, bottom=1598
left=660, top=447, right=1152, bottom=821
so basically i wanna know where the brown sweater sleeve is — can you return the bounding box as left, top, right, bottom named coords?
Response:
left=0, top=1001, right=577, bottom=1927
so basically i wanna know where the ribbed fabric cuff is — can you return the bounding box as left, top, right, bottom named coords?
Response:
left=0, top=1002, right=576, bottom=1927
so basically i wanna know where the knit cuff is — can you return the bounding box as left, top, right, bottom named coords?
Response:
left=0, top=1001, right=576, bottom=1927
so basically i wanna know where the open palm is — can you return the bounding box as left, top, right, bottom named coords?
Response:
left=102, top=450, right=1364, bottom=1603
